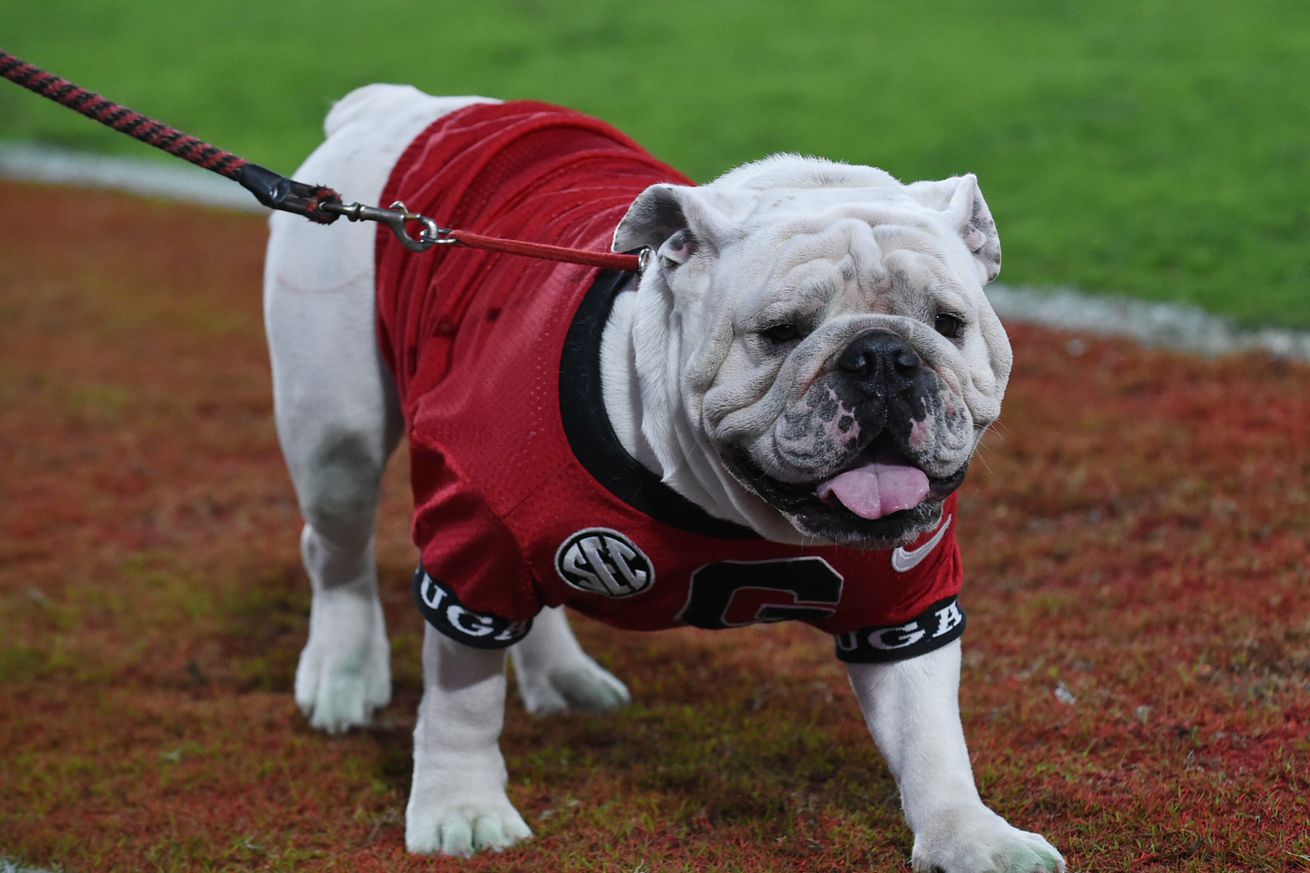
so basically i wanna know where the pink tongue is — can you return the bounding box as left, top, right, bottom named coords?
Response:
left=816, top=459, right=930, bottom=520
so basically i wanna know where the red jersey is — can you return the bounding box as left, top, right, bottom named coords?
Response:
left=375, top=101, right=966, bottom=663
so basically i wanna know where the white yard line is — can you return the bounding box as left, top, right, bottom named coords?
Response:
left=1, top=860, right=59, bottom=873
left=0, top=143, right=259, bottom=212
left=4, top=143, right=1308, bottom=364
left=987, top=285, right=1310, bottom=363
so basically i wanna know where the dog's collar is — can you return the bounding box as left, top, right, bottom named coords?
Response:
left=559, top=270, right=758, bottom=539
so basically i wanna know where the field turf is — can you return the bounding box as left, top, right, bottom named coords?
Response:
left=2, top=1, right=1310, bottom=327
left=0, top=183, right=1307, bottom=871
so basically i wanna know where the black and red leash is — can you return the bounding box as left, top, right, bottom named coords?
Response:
left=0, top=50, right=344, bottom=224
left=0, top=49, right=645, bottom=272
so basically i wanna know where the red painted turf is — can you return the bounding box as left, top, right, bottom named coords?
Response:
left=0, top=182, right=1306, bottom=871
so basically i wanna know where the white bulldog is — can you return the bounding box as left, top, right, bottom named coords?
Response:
left=263, top=84, right=1064, bottom=873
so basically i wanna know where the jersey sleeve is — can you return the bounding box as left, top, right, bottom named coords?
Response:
left=824, top=498, right=967, bottom=663
left=410, top=434, right=541, bottom=649
left=832, top=595, right=966, bottom=663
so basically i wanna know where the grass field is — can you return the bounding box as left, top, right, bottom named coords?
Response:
left=3, top=7, right=1309, bottom=869
left=1, top=183, right=1307, bottom=871
left=2, top=1, right=1309, bottom=327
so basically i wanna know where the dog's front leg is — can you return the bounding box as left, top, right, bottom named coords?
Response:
left=405, top=625, right=532, bottom=855
left=846, top=640, right=1065, bottom=873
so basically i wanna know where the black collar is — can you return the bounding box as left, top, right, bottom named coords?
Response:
left=558, top=270, right=758, bottom=539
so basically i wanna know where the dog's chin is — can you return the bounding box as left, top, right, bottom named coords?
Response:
left=723, top=445, right=967, bottom=550
left=787, top=497, right=945, bottom=550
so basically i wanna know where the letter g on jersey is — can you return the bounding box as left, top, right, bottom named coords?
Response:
left=555, top=528, right=655, bottom=597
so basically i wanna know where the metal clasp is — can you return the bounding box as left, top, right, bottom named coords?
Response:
left=635, top=246, right=653, bottom=274
left=321, top=199, right=455, bottom=252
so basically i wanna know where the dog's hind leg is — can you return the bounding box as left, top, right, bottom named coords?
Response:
left=264, top=209, right=402, bottom=732
left=264, top=85, right=492, bottom=732
left=510, top=607, right=631, bottom=714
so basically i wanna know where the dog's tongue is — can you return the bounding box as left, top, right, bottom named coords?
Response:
left=816, top=458, right=930, bottom=520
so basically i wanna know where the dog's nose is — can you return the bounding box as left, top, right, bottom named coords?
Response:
left=836, top=331, right=921, bottom=395
left=838, top=330, right=920, bottom=377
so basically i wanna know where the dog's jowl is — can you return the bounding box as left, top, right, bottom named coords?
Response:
left=263, top=84, right=1064, bottom=872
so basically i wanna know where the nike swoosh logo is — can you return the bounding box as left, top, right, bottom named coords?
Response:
left=891, top=515, right=953, bottom=573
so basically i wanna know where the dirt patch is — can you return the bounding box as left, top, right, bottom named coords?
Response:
left=1, top=182, right=1306, bottom=871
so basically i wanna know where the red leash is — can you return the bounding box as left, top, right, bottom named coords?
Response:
left=0, top=49, right=645, bottom=273
left=449, top=230, right=645, bottom=272
left=332, top=199, right=645, bottom=270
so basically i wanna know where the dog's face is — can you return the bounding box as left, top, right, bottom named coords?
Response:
left=614, top=157, right=1011, bottom=549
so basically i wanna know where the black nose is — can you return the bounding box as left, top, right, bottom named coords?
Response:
left=837, top=331, right=921, bottom=391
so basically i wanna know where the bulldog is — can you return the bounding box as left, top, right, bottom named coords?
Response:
left=262, top=84, right=1065, bottom=873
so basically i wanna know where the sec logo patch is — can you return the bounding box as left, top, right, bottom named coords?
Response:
left=555, top=528, right=655, bottom=598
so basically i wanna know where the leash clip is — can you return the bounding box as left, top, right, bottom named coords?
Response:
left=635, top=246, right=653, bottom=274
left=322, top=199, right=454, bottom=252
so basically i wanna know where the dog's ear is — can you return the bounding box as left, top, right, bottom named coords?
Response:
left=613, top=184, right=735, bottom=267
left=905, top=174, right=1002, bottom=284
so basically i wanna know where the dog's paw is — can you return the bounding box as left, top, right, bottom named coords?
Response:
left=516, top=654, right=631, bottom=715
left=294, top=593, right=390, bottom=733
left=405, top=792, right=532, bottom=856
left=911, top=807, right=1065, bottom=873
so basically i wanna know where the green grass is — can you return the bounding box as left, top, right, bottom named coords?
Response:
left=2, top=1, right=1308, bottom=327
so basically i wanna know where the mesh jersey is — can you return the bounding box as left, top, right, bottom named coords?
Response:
left=375, top=101, right=967, bottom=663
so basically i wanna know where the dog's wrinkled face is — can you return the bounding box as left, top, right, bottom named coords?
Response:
left=614, top=157, right=1012, bottom=549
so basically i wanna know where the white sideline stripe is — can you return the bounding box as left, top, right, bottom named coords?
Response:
left=0, top=143, right=261, bottom=212
left=987, top=285, right=1310, bottom=364
left=2, top=860, right=58, bottom=873
left=3, top=143, right=1309, bottom=364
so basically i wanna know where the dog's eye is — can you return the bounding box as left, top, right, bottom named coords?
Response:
left=934, top=312, right=965, bottom=340
left=762, top=322, right=804, bottom=345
